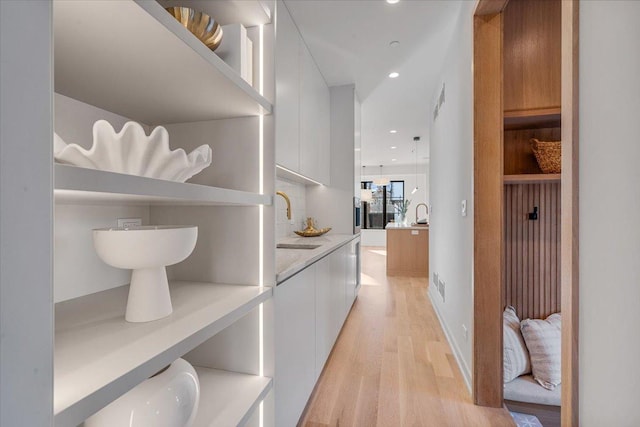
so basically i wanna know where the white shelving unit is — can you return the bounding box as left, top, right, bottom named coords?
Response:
left=55, top=282, right=272, bottom=427
left=55, top=164, right=272, bottom=206
left=54, top=0, right=272, bottom=124
left=193, top=368, right=272, bottom=427
left=47, top=0, right=277, bottom=426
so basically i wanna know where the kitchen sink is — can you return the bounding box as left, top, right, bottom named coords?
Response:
left=276, top=243, right=321, bottom=250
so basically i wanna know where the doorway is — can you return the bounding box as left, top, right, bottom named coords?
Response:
left=472, top=0, right=579, bottom=425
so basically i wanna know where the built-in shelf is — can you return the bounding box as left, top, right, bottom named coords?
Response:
left=54, top=164, right=272, bottom=206
left=158, top=0, right=271, bottom=27
left=54, top=0, right=272, bottom=125
left=504, top=108, right=561, bottom=130
left=504, top=174, right=561, bottom=184
left=54, top=281, right=272, bottom=427
left=193, top=368, right=272, bottom=427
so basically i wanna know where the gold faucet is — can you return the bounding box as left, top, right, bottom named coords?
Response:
left=276, top=191, right=292, bottom=220
left=416, top=203, right=429, bottom=223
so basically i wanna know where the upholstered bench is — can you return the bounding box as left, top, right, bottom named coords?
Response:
left=504, top=375, right=560, bottom=427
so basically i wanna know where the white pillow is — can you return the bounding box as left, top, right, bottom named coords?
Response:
left=503, top=306, right=531, bottom=383
left=521, top=313, right=562, bottom=390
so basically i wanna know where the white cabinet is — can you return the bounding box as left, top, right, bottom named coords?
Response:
left=274, top=3, right=300, bottom=172
left=313, top=256, right=332, bottom=379
left=330, top=244, right=348, bottom=335
left=275, top=267, right=316, bottom=427
left=300, top=45, right=330, bottom=185
left=346, top=238, right=360, bottom=310
left=275, top=239, right=360, bottom=426
left=275, top=2, right=330, bottom=184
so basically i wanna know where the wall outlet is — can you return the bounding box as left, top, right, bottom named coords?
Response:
left=461, top=199, right=467, bottom=217
left=462, top=324, right=468, bottom=341
left=117, top=218, right=142, bottom=228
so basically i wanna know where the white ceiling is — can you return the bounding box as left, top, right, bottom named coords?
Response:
left=283, top=0, right=463, bottom=169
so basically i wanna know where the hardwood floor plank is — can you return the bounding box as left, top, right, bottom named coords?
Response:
left=300, top=247, right=515, bottom=427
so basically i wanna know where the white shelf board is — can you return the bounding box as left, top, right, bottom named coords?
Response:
left=193, top=368, right=272, bottom=427
left=157, top=0, right=272, bottom=27
left=54, top=281, right=272, bottom=427
left=54, top=164, right=272, bottom=206
left=54, top=0, right=271, bottom=125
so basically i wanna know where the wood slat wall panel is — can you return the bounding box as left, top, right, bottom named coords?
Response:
left=503, top=182, right=561, bottom=319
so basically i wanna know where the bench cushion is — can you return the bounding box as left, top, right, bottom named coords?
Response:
left=504, top=375, right=561, bottom=406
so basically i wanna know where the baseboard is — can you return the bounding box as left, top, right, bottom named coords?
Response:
left=428, top=288, right=472, bottom=393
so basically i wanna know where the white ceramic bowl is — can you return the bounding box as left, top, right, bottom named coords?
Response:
left=85, top=358, right=200, bottom=427
left=54, top=120, right=212, bottom=183
left=93, top=226, right=198, bottom=322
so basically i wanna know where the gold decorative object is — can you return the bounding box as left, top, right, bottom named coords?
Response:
left=294, top=218, right=331, bottom=237
left=165, top=7, right=223, bottom=51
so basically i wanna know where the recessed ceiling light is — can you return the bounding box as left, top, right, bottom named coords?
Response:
left=389, top=40, right=400, bottom=48
left=389, top=130, right=397, bottom=134
left=386, top=0, right=400, bottom=4
left=391, top=158, right=397, bottom=161
left=390, top=146, right=397, bottom=149
left=388, top=72, right=399, bottom=78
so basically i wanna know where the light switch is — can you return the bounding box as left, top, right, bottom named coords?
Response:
left=461, top=199, right=467, bottom=217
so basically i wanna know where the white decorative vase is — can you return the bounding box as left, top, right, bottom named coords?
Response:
left=93, top=226, right=198, bottom=322
left=85, top=358, right=200, bottom=427
left=54, top=120, right=212, bottom=183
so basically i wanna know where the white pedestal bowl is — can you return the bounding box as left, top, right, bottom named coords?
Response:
left=85, top=358, right=200, bottom=427
left=93, top=226, right=198, bottom=322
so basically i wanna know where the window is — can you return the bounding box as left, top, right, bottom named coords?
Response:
left=361, top=180, right=404, bottom=229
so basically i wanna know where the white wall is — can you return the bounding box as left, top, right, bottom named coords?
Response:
left=275, top=178, right=307, bottom=239
left=579, top=2, right=640, bottom=424
left=426, top=1, right=474, bottom=388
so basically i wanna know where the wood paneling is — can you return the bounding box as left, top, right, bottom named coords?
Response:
left=503, top=0, right=561, bottom=113
left=475, top=0, right=510, bottom=16
left=504, top=127, right=561, bottom=175
left=504, top=182, right=561, bottom=320
left=561, top=1, right=579, bottom=425
left=301, top=248, right=515, bottom=427
left=386, top=229, right=429, bottom=277
left=473, top=12, right=504, bottom=408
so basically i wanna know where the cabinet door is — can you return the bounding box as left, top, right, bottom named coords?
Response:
left=316, top=74, right=331, bottom=185
left=300, top=45, right=330, bottom=184
left=275, top=266, right=316, bottom=427
left=329, top=245, right=347, bottom=339
left=345, top=240, right=358, bottom=309
left=314, top=256, right=331, bottom=378
left=275, top=4, right=300, bottom=171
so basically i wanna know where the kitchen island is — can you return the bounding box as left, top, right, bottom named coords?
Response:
left=385, top=223, right=429, bottom=277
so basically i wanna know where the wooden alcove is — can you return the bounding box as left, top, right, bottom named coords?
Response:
left=473, top=0, right=579, bottom=425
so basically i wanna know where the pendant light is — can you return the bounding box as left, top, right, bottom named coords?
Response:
left=373, top=164, right=390, bottom=186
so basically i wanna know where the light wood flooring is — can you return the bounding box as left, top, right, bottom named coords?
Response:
left=300, top=247, right=515, bottom=427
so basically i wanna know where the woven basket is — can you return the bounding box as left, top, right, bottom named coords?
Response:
left=530, top=139, right=561, bottom=174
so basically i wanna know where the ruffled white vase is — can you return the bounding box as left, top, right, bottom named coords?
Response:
left=85, top=358, right=200, bottom=427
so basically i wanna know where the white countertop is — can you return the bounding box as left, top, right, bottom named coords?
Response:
left=276, top=233, right=359, bottom=284
left=385, top=223, right=430, bottom=231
